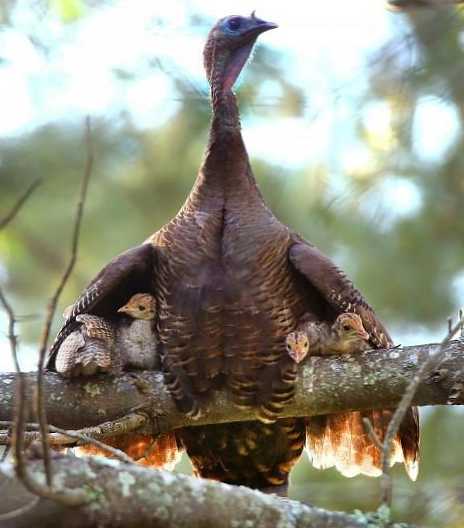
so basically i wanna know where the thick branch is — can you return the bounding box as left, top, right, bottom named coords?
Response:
left=0, top=455, right=404, bottom=528
left=0, top=341, right=463, bottom=433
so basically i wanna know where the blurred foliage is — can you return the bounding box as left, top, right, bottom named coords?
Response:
left=1, top=2, right=464, bottom=526
left=49, top=0, right=85, bottom=21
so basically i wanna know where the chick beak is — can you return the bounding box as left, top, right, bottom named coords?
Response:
left=288, top=343, right=307, bottom=364
left=356, top=328, right=370, bottom=341
left=117, top=306, right=128, bottom=314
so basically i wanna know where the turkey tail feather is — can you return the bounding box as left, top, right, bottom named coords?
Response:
left=399, top=406, right=420, bottom=481
left=74, top=432, right=181, bottom=470
left=306, top=408, right=419, bottom=480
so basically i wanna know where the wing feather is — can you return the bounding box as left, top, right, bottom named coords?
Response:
left=47, top=243, right=157, bottom=369
left=289, top=239, right=392, bottom=348
left=288, top=237, right=419, bottom=480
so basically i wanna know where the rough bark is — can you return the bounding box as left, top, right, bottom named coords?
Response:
left=0, top=341, right=463, bottom=433
left=0, top=455, right=408, bottom=528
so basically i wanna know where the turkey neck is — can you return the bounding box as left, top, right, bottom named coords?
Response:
left=191, top=91, right=265, bottom=209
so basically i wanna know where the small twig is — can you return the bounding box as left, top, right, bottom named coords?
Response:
left=0, top=496, right=40, bottom=522
left=48, top=425, right=135, bottom=465
left=362, top=417, right=383, bottom=451
left=0, top=178, right=42, bottom=231
left=1, top=286, right=84, bottom=503
left=380, top=310, right=464, bottom=506
left=0, top=412, right=147, bottom=439
left=0, top=291, right=19, bottom=372
left=0, top=413, right=147, bottom=461
left=35, top=116, right=94, bottom=487
left=1, top=444, right=11, bottom=462
left=0, top=119, right=95, bottom=507
left=0, top=288, right=32, bottom=494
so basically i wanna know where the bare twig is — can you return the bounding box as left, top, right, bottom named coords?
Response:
left=1, top=287, right=87, bottom=505
left=0, top=412, right=147, bottom=439
left=35, top=116, right=94, bottom=487
left=0, top=119, right=94, bottom=507
left=0, top=415, right=146, bottom=465
left=0, top=290, right=19, bottom=372
left=0, top=287, right=33, bottom=496
left=48, top=424, right=134, bottom=464
left=0, top=496, right=40, bottom=522
left=362, top=418, right=384, bottom=451
left=380, top=311, right=464, bottom=506
left=0, top=178, right=42, bottom=231
left=1, top=444, right=11, bottom=462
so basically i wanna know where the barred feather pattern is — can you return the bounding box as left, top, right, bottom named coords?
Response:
left=149, top=179, right=225, bottom=417
left=289, top=240, right=420, bottom=480
left=47, top=244, right=156, bottom=370
left=178, top=418, right=305, bottom=491
left=145, top=110, right=312, bottom=488
left=48, top=16, right=419, bottom=490
left=148, top=133, right=310, bottom=423
left=55, top=314, right=118, bottom=377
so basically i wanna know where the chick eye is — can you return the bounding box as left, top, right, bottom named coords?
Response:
left=343, top=324, right=351, bottom=331
left=138, top=305, right=145, bottom=311
left=227, top=17, right=242, bottom=31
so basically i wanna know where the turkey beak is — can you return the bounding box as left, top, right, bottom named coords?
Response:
left=243, top=15, right=278, bottom=39
left=221, top=16, right=277, bottom=93
left=356, top=328, right=369, bottom=341
left=287, top=341, right=307, bottom=364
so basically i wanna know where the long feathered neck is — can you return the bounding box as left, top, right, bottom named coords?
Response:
left=193, top=39, right=262, bottom=203
left=208, top=91, right=245, bottom=161
left=211, top=92, right=241, bottom=140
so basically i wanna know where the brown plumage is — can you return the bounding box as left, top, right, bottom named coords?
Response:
left=55, top=314, right=118, bottom=377
left=54, top=293, right=158, bottom=376
left=285, top=311, right=419, bottom=480
left=56, top=293, right=179, bottom=468
left=47, top=13, right=419, bottom=491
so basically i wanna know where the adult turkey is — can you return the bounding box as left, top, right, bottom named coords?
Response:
left=47, top=13, right=419, bottom=492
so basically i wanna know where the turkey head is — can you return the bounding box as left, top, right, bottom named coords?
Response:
left=203, top=13, right=277, bottom=98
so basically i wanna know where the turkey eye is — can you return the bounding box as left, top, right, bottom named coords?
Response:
left=227, top=17, right=241, bottom=31
left=138, top=305, right=145, bottom=311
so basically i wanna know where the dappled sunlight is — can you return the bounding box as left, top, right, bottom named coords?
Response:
left=413, top=97, right=460, bottom=162
left=359, top=176, right=423, bottom=229
left=363, top=100, right=397, bottom=152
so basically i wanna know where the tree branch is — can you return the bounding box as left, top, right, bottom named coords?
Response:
left=0, top=340, right=462, bottom=433
left=380, top=312, right=464, bottom=506
left=0, top=454, right=410, bottom=528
